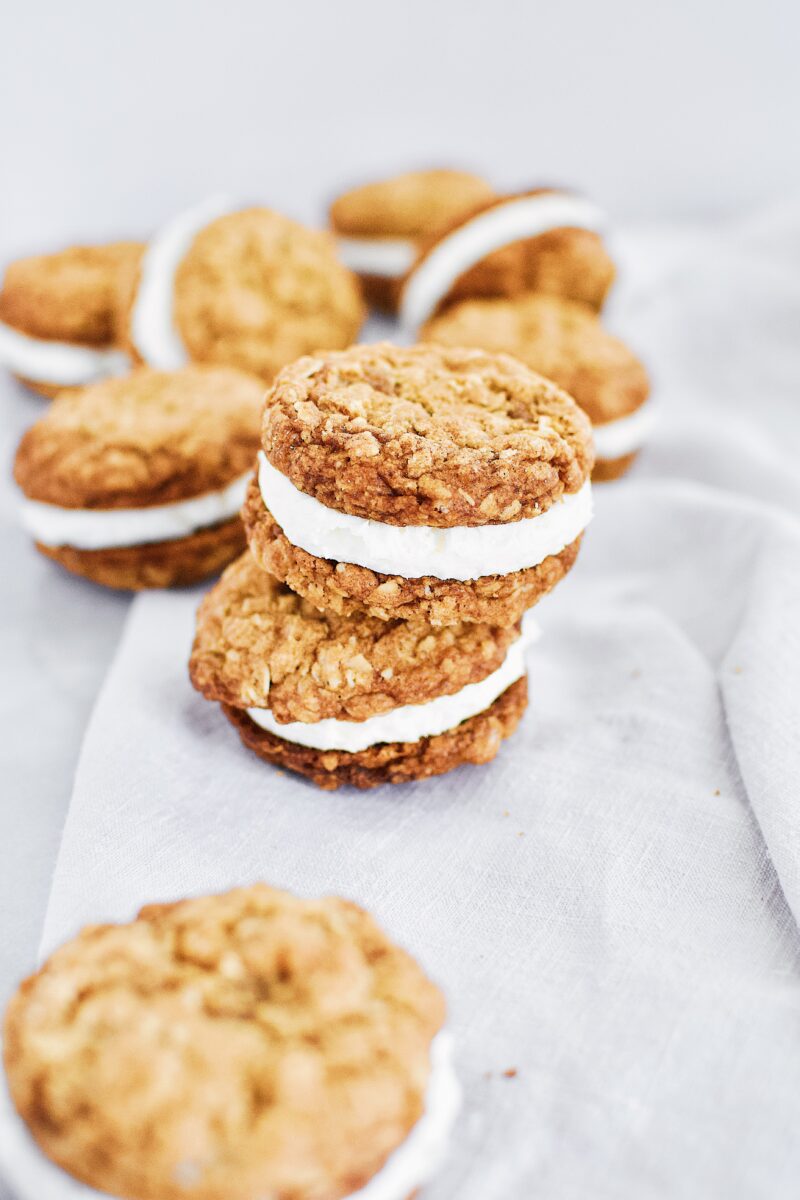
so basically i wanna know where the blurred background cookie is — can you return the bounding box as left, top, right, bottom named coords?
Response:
left=329, top=168, right=494, bottom=312
left=117, top=197, right=365, bottom=382
left=14, top=365, right=263, bottom=589
left=190, top=550, right=535, bottom=789
left=422, top=293, right=652, bottom=480
left=0, top=241, right=140, bottom=398
left=245, top=343, right=594, bottom=627
left=3, top=882, right=459, bottom=1199
left=401, top=188, right=615, bottom=330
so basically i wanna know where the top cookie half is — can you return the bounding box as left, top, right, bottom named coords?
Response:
left=0, top=241, right=142, bottom=346
left=15, top=365, right=263, bottom=510
left=117, top=205, right=365, bottom=384
left=4, top=883, right=446, bottom=1200
left=261, top=342, right=593, bottom=528
left=329, top=168, right=495, bottom=239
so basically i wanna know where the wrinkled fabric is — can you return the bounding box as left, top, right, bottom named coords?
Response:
left=2, top=203, right=800, bottom=1200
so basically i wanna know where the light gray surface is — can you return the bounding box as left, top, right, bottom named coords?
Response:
left=1, top=211, right=800, bottom=1200
left=0, top=0, right=798, bottom=263
left=3, top=207, right=800, bottom=1198
left=0, top=382, right=129, bottom=1007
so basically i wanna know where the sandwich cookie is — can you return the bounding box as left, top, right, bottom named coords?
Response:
left=422, top=293, right=653, bottom=481
left=14, top=366, right=264, bottom=589
left=400, top=189, right=615, bottom=330
left=243, top=343, right=594, bottom=627
left=0, top=241, right=140, bottom=398
left=2, top=883, right=460, bottom=1200
left=329, top=169, right=494, bottom=313
left=117, top=197, right=365, bottom=382
left=190, top=551, right=535, bottom=789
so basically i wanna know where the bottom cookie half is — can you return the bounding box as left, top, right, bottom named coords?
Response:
left=357, top=272, right=403, bottom=314
left=243, top=481, right=581, bottom=627
left=14, top=374, right=65, bottom=400
left=223, top=676, right=529, bottom=790
left=36, top=516, right=246, bottom=590
left=593, top=450, right=639, bottom=482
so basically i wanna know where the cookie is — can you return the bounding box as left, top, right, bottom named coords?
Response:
left=422, top=293, right=653, bottom=480
left=14, top=365, right=264, bottom=590
left=189, top=551, right=534, bottom=788
left=3, top=883, right=460, bottom=1200
left=244, top=343, right=594, bottom=627
left=117, top=197, right=365, bottom=383
left=399, top=189, right=615, bottom=331
left=329, top=169, right=494, bottom=312
left=0, top=241, right=141, bottom=397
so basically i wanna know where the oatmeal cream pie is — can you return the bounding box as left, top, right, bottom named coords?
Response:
left=14, top=366, right=264, bottom=589
left=189, top=551, right=537, bottom=789
left=329, top=168, right=495, bottom=313
left=244, top=343, right=594, bottom=627
left=2, top=883, right=461, bottom=1200
left=422, top=293, right=653, bottom=481
left=116, top=196, right=365, bottom=383
left=0, top=240, right=141, bottom=397
left=399, top=188, right=615, bottom=331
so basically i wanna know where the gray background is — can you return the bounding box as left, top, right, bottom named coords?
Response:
left=0, top=0, right=798, bottom=263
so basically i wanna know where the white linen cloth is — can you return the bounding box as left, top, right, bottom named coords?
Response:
left=2, top=200, right=800, bottom=1200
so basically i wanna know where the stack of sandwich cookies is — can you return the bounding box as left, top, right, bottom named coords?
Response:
left=423, top=294, right=653, bottom=480
left=0, top=241, right=140, bottom=397
left=117, top=197, right=366, bottom=382
left=2, top=883, right=460, bottom=1200
left=329, top=169, right=494, bottom=312
left=190, top=552, right=535, bottom=789
left=400, top=188, right=615, bottom=330
left=243, top=343, right=594, bottom=628
left=14, top=366, right=263, bottom=589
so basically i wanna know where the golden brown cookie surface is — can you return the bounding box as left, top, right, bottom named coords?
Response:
left=356, top=272, right=404, bottom=313
left=329, top=168, right=495, bottom=238
left=0, top=241, right=143, bottom=345
left=409, top=190, right=616, bottom=315
left=3, top=884, right=445, bottom=1200
left=225, top=674, right=528, bottom=789
left=243, top=476, right=582, bottom=626
left=121, top=208, right=365, bottom=382
left=262, top=343, right=593, bottom=527
left=422, top=293, right=649, bottom=426
left=591, top=450, right=640, bottom=482
left=36, top=515, right=246, bottom=591
left=190, top=550, right=520, bottom=720
left=14, top=365, right=263, bottom=509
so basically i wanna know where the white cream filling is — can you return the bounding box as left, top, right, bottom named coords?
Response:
left=19, top=472, right=250, bottom=551
left=0, top=321, right=129, bottom=387
left=348, top=1030, right=461, bottom=1200
left=130, top=194, right=233, bottom=369
left=258, top=451, right=592, bottom=582
left=0, top=1031, right=460, bottom=1200
left=247, top=616, right=539, bottom=753
left=400, top=191, right=607, bottom=332
left=336, top=235, right=417, bottom=278
left=593, top=402, right=657, bottom=462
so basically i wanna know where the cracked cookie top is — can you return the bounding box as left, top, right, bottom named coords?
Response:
left=189, top=551, right=521, bottom=720
left=261, top=342, right=593, bottom=528
left=119, top=207, right=367, bottom=383
left=14, top=366, right=264, bottom=509
left=423, top=293, right=650, bottom=425
left=0, top=241, right=143, bottom=345
left=3, top=883, right=445, bottom=1200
